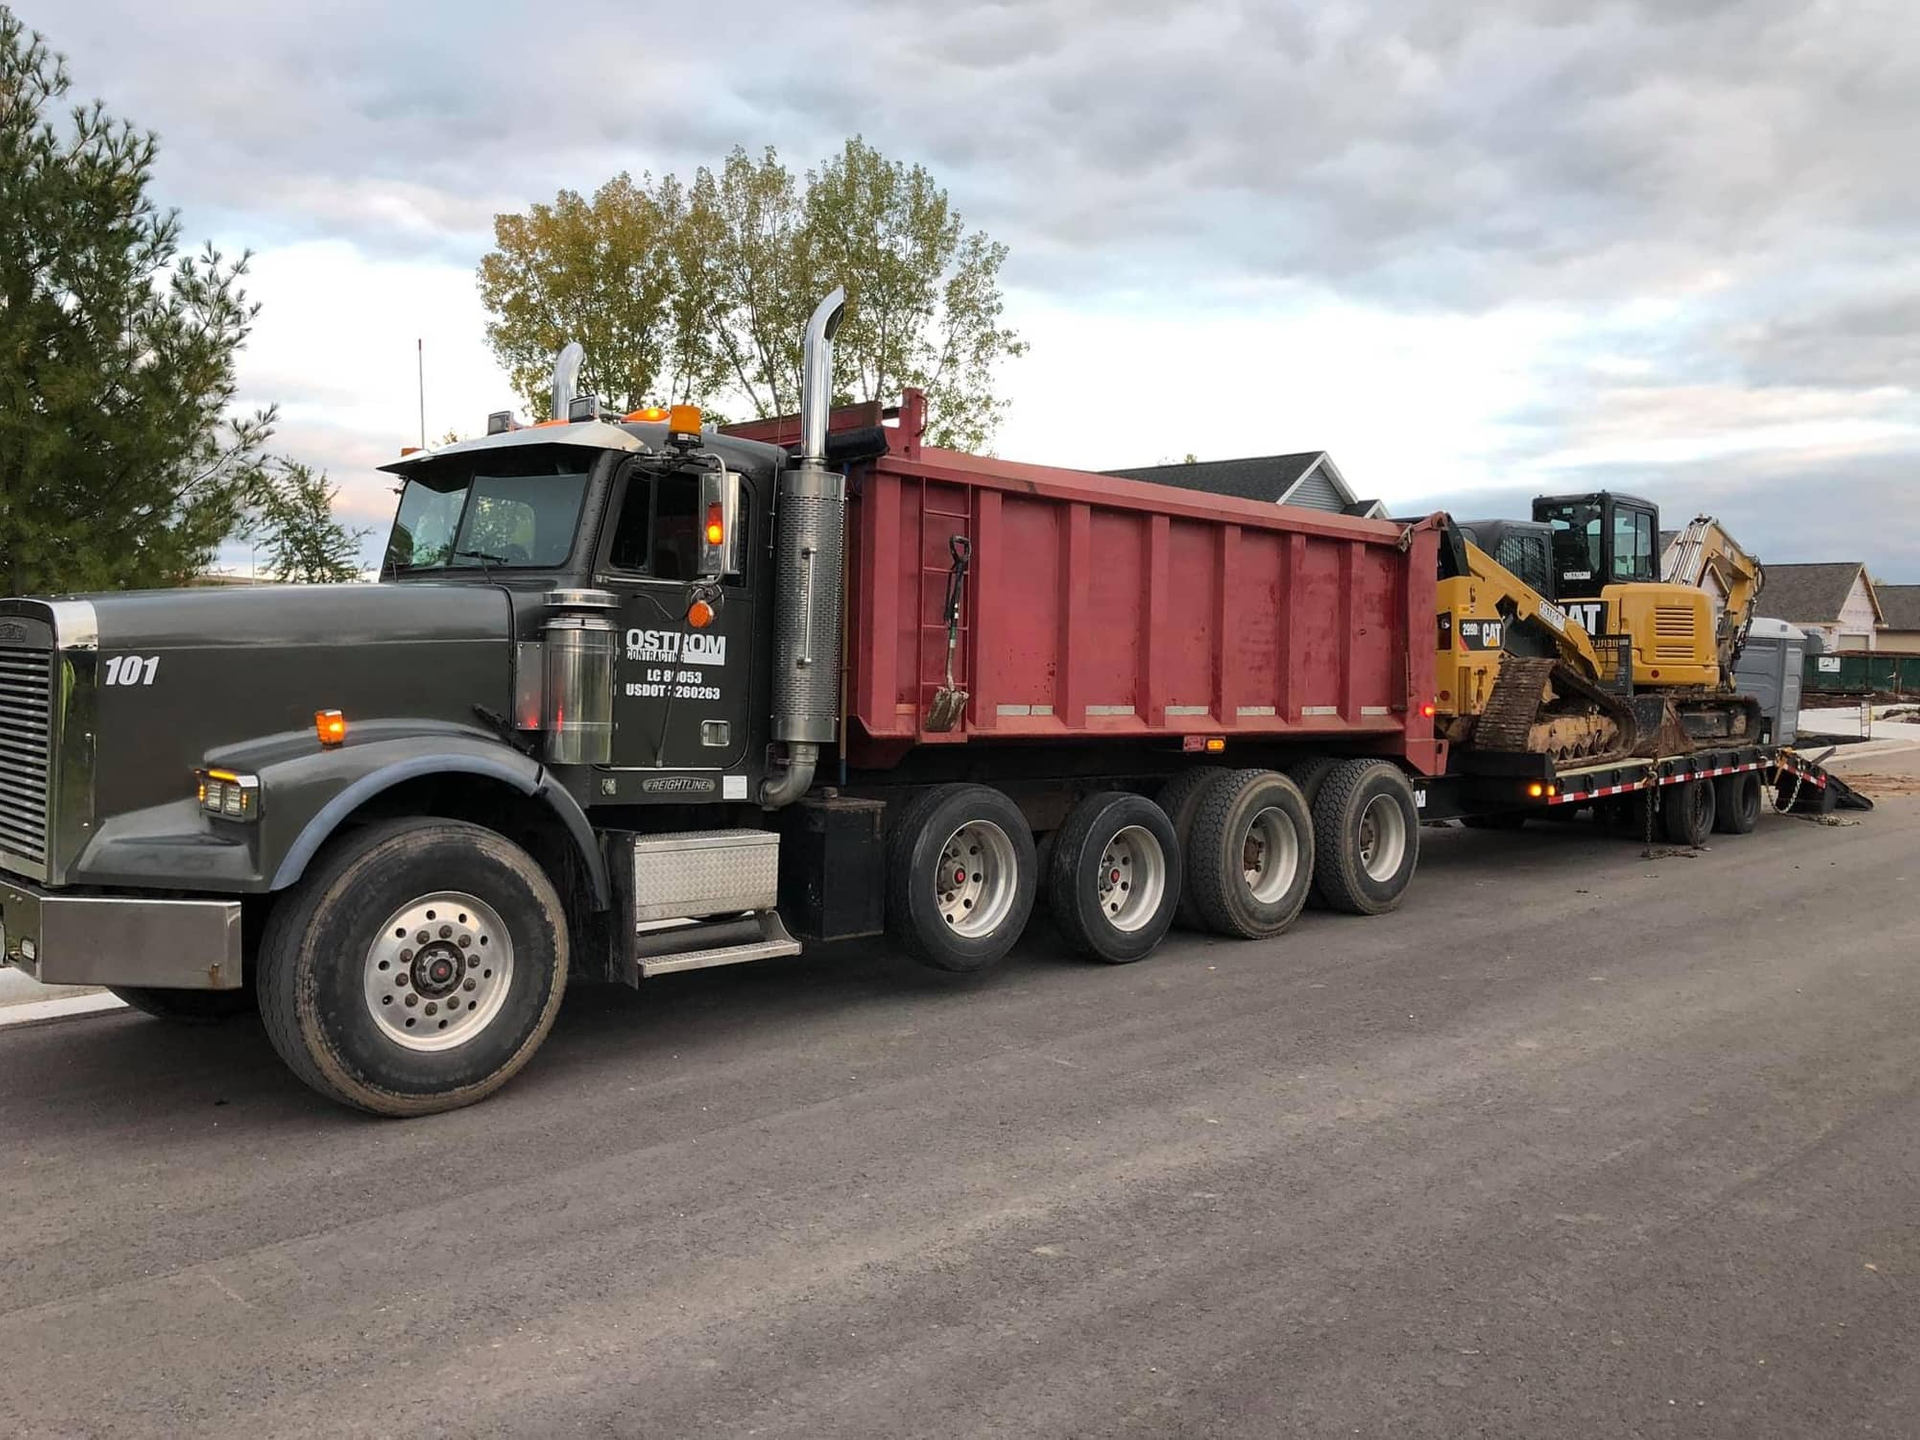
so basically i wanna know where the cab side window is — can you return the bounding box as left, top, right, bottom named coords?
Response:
left=1613, top=509, right=1655, bottom=581
left=606, top=471, right=702, bottom=579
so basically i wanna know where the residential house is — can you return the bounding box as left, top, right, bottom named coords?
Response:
left=1874, top=585, right=1920, bottom=655
left=1760, top=562, right=1883, bottom=652
left=1104, top=452, right=1387, bottom=519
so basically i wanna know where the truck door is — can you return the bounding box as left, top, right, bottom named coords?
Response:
left=595, top=459, right=756, bottom=780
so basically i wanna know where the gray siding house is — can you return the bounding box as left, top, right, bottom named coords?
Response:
left=1105, top=451, right=1386, bottom=519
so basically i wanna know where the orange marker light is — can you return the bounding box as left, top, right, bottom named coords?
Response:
left=315, top=709, right=348, bottom=747
left=687, top=600, right=715, bottom=629
left=627, top=405, right=670, bottom=422
left=1204, top=737, right=1227, bottom=753
left=705, top=502, right=725, bottom=547
left=1419, top=702, right=1437, bottom=718
left=1527, top=782, right=1545, bottom=798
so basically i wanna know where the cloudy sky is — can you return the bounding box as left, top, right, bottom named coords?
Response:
left=22, top=0, right=1920, bottom=577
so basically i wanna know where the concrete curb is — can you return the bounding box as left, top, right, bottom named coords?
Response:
left=0, top=992, right=127, bottom=1028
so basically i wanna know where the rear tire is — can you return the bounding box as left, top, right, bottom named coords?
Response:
left=1156, top=767, right=1226, bottom=930
left=1713, top=771, right=1762, bottom=834
left=1285, top=756, right=1342, bottom=907
left=1048, top=792, right=1181, bottom=963
left=1312, top=760, right=1421, bottom=915
left=886, top=784, right=1037, bottom=973
left=1185, top=769, right=1314, bottom=940
left=258, top=818, right=569, bottom=1116
left=108, top=985, right=255, bottom=1024
left=1659, top=777, right=1717, bottom=846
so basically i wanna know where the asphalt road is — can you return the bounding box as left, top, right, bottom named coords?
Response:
left=4, top=760, right=1918, bottom=1438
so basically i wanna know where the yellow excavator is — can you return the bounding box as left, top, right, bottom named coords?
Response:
left=1435, top=492, right=1765, bottom=765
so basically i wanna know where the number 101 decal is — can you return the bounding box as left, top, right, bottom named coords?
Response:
left=103, top=655, right=160, bottom=686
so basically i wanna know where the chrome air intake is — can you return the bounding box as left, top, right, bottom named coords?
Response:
left=762, top=288, right=848, bottom=806
left=541, top=589, right=618, bottom=765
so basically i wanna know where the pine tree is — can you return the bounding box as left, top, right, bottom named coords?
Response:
left=246, top=460, right=368, bottom=583
left=0, top=10, right=274, bottom=593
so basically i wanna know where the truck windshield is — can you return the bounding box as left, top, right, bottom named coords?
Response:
left=384, top=454, right=591, bottom=573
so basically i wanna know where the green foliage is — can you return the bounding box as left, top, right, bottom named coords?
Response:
left=479, top=137, right=1026, bottom=451
left=245, top=459, right=367, bottom=583
left=477, top=172, right=718, bottom=420
left=0, top=9, right=276, bottom=592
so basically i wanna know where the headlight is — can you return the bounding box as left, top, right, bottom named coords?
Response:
left=197, top=769, right=261, bottom=822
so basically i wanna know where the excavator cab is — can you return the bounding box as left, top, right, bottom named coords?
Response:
left=1532, top=492, right=1660, bottom=601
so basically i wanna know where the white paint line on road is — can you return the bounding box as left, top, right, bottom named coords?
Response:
left=0, top=992, right=126, bottom=1029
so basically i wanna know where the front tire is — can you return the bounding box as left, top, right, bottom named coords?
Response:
left=258, top=818, right=569, bottom=1116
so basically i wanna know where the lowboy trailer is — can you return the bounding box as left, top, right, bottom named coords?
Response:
left=0, top=289, right=1864, bottom=1114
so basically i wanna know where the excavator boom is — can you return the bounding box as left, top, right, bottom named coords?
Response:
left=1661, top=515, right=1765, bottom=673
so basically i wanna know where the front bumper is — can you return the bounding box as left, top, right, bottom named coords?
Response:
left=0, top=874, right=243, bottom=990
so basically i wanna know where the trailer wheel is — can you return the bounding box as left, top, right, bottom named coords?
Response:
left=1713, top=772, right=1762, bottom=834
left=1156, top=767, right=1225, bottom=929
left=1312, top=760, right=1421, bottom=916
left=107, top=985, right=255, bottom=1024
left=886, top=784, right=1037, bottom=973
left=258, top=818, right=569, bottom=1116
left=1659, top=777, right=1717, bottom=846
left=1048, top=792, right=1181, bottom=963
left=1185, top=770, right=1314, bottom=940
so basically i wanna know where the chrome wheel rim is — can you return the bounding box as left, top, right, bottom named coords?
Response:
left=937, top=821, right=1019, bottom=938
left=1097, top=824, right=1166, bottom=933
left=363, top=892, right=514, bottom=1052
left=1357, top=795, right=1408, bottom=882
left=1242, top=806, right=1300, bottom=903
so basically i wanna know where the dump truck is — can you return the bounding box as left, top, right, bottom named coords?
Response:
left=0, top=290, right=1862, bottom=1115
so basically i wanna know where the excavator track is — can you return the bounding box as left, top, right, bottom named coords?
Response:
left=1473, top=655, right=1558, bottom=752
left=1473, top=654, right=1640, bottom=764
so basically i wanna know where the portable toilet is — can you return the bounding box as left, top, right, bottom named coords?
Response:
left=1735, top=618, right=1808, bottom=743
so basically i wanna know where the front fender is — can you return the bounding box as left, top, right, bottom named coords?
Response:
left=70, top=728, right=608, bottom=908
left=264, top=735, right=609, bottom=907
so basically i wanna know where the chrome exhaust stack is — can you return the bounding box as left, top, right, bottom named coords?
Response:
left=761, top=287, right=848, bottom=808
left=550, top=341, right=585, bottom=422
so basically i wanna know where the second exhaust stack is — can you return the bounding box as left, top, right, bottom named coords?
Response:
left=762, top=287, right=848, bottom=806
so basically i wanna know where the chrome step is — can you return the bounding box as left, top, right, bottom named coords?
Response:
left=638, top=910, right=801, bottom=978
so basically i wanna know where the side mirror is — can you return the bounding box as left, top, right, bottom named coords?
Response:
left=697, top=466, right=743, bottom=580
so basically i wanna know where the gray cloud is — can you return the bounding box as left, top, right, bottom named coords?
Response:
left=15, top=0, right=1918, bottom=577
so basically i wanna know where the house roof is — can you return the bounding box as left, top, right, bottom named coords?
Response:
left=1761, top=562, right=1881, bottom=625
left=1103, top=451, right=1364, bottom=512
left=1876, top=584, right=1920, bottom=632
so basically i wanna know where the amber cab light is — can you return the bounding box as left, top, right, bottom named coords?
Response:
left=705, top=502, right=725, bottom=546
left=668, top=404, right=702, bottom=436
left=316, top=709, right=348, bottom=747
left=627, top=405, right=670, bottom=422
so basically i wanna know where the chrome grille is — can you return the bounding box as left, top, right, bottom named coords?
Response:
left=0, top=645, right=52, bottom=866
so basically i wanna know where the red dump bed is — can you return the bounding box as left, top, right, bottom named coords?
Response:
left=733, top=394, right=1441, bottom=775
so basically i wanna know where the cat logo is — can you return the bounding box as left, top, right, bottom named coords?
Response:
left=1565, top=601, right=1605, bottom=634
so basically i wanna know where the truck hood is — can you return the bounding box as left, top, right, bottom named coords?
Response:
left=68, top=582, right=512, bottom=650
left=5, top=583, right=519, bottom=854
